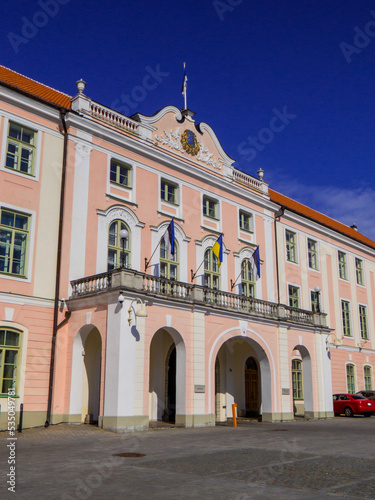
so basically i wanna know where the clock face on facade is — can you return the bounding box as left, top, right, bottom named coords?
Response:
left=181, top=129, right=200, bottom=156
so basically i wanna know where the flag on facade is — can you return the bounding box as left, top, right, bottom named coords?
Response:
left=249, top=246, right=261, bottom=280
left=163, top=219, right=175, bottom=259
left=212, top=234, right=223, bottom=268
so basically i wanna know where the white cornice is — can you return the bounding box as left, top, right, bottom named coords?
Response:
left=0, top=292, right=54, bottom=308
left=0, top=85, right=62, bottom=124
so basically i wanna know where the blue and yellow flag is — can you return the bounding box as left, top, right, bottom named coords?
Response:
left=212, top=234, right=223, bottom=268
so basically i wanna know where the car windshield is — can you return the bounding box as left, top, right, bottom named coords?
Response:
left=351, top=395, right=365, bottom=399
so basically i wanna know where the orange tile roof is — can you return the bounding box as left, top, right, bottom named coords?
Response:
left=0, top=65, right=71, bottom=109
left=269, top=188, right=375, bottom=250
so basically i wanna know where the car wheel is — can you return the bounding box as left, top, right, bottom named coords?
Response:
left=344, top=407, right=354, bottom=417
left=363, top=412, right=371, bottom=418
left=334, top=413, right=340, bottom=417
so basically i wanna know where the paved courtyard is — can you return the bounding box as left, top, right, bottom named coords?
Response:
left=1, top=417, right=375, bottom=499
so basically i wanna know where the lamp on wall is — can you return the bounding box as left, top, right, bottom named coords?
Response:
left=127, top=298, right=148, bottom=325
left=119, top=229, right=129, bottom=268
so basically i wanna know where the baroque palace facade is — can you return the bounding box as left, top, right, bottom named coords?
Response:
left=0, top=65, right=374, bottom=431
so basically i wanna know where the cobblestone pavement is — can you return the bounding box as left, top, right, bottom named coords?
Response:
left=1, top=417, right=375, bottom=499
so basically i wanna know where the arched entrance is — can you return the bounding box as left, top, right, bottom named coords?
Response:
left=149, top=328, right=185, bottom=424
left=165, top=345, right=176, bottom=422
left=213, top=335, right=272, bottom=422
left=245, top=357, right=259, bottom=416
left=70, top=325, right=102, bottom=424
left=291, top=345, right=313, bottom=418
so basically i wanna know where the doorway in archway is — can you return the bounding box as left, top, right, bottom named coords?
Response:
left=164, top=345, right=176, bottom=423
left=245, top=356, right=259, bottom=417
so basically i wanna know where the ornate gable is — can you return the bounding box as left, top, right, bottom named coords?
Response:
left=133, top=106, right=235, bottom=176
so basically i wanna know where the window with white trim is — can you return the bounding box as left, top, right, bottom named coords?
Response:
left=161, top=180, right=178, bottom=205
left=203, top=196, right=218, bottom=219
left=204, top=248, right=220, bottom=289
left=341, top=300, right=351, bottom=337
left=0, top=209, right=29, bottom=277
left=288, top=285, right=300, bottom=308
left=286, top=230, right=297, bottom=263
left=356, top=258, right=364, bottom=285
left=307, top=239, right=318, bottom=270
left=107, top=220, right=130, bottom=270
left=241, top=258, right=255, bottom=297
left=364, top=366, right=373, bottom=391
left=359, top=305, right=369, bottom=340
left=346, top=364, right=355, bottom=393
left=292, top=359, right=303, bottom=400
left=160, top=237, right=178, bottom=280
left=239, top=211, right=252, bottom=232
left=5, top=122, right=36, bottom=176
left=338, top=251, right=348, bottom=280
left=0, top=328, right=21, bottom=395
left=110, top=159, right=131, bottom=187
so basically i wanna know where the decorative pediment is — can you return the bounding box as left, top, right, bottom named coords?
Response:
left=133, top=106, right=235, bottom=175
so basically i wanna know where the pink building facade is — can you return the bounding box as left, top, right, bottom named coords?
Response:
left=0, top=66, right=374, bottom=431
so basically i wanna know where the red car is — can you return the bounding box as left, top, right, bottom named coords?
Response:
left=333, top=393, right=375, bottom=417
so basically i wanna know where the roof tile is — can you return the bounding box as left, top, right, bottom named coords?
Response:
left=0, top=65, right=71, bottom=109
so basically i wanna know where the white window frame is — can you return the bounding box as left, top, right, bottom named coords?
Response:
left=288, top=283, right=301, bottom=309
left=0, top=203, right=35, bottom=283
left=0, top=116, right=42, bottom=182
left=285, top=229, right=298, bottom=265
left=307, top=238, right=319, bottom=271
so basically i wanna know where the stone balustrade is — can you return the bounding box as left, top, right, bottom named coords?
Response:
left=70, top=269, right=327, bottom=328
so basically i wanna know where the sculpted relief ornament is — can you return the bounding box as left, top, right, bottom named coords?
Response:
left=155, top=127, right=224, bottom=170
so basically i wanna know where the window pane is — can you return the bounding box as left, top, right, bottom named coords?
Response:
left=9, top=124, right=21, bottom=140
left=5, top=331, right=19, bottom=347
left=1, top=211, right=15, bottom=227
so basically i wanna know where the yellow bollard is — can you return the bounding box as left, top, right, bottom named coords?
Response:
left=232, top=403, right=237, bottom=427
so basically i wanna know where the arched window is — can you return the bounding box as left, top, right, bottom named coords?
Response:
left=160, top=237, right=178, bottom=280
left=241, top=259, right=255, bottom=297
left=107, top=220, right=130, bottom=270
left=0, top=328, right=21, bottom=395
left=346, top=364, right=355, bottom=393
left=204, top=248, right=220, bottom=289
left=364, top=365, right=373, bottom=390
left=292, top=359, right=303, bottom=400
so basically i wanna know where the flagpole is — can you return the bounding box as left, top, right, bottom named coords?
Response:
left=230, top=268, right=243, bottom=291
left=191, top=257, right=206, bottom=282
left=144, top=239, right=163, bottom=272
left=182, top=62, right=187, bottom=110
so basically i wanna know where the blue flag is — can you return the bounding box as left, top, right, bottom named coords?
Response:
left=163, top=219, right=175, bottom=259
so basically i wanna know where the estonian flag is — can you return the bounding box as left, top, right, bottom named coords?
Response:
left=212, top=234, right=223, bottom=268
left=249, top=246, right=261, bottom=280
left=163, top=219, right=175, bottom=259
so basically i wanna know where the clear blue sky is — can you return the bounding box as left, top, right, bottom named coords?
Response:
left=2, top=0, right=375, bottom=238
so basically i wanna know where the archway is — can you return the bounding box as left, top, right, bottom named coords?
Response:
left=149, top=327, right=186, bottom=424
left=213, top=335, right=272, bottom=422
left=291, top=345, right=313, bottom=417
left=69, top=325, right=102, bottom=424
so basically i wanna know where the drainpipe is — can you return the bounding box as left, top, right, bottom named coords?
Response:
left=45, top=109, right=69, bottom=427
left=274, top=206, right=285, bottom=305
